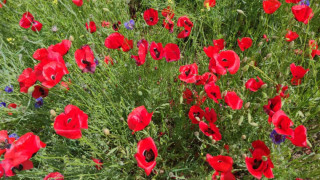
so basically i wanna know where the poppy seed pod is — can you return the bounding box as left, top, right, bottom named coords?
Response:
left=50, top=109, right=56, bottom=117
left=103, top=128, right=110, bottom=136
left=27, top=85, right=35, bottom=94
left=194, top=131, right=199, bottom=137
left=244, top=102, right=250, bottom=109
left=258, top=41, right=263, bottom=47
left=266, top=53, right=272, bottom=59
left=241, top=135, right=246, bottom=139
left=69, top=35, right=74, bottom=42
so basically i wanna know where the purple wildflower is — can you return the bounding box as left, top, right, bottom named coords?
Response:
left=270, top=129, right=286, bottom=145
left=4, top=85, right=13, bottom=93
left=124, top=19, right=135, bottom=30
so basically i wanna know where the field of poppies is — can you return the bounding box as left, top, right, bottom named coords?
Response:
left=1, top=0, right=320, bottom=179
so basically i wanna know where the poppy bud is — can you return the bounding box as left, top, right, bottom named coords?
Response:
left=241, top=135, right=246, bottom=139
left=169, top=172, right=174, bottom=177
left=195, top=117, right=201, bottom=121
left=266, top=53, right=272, bottom=59
left=263, top=57, right=267, bottom=61
left=244, top=102, right=250, bottom=109
left=238, top=116, right=244, bottom=125
left=103, top=128, right=110, bottom=136
left=289, top=41, right=294, bottom=49
left=50, top=109, right=56, bottom=117
left=212, top=139, right=216, bottom=144
left=27, top=85, right=35, bottom=94
left=221, top=90, right=227, bottom=97
left=194, top=131, right=199, bottom=137
left=103, top=8, right=109, bottom=12
left=237, top=9, right=246, bottom=16
left=261, top=84, right=268, bottom=89
left=138, top=91, right=143, bottom=96
left=69, top=35, right=74, bottom=42
left=159, top=169, right=165, bottom=174
left=262, top=156, right=268, bottom=161
left=242, top=65, right=249, bottom=72
left=179, top=95, right=183, bottom=104
left=120, top=117, right=124, bottom=121
left=242, top=154, right=247, bottom=159
left=258, top=41, right=263, bottom=47
left=243, top=56, right=248, bottom=62
left=313, top=154, right=320, bottom=160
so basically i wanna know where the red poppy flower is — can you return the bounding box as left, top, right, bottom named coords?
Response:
left=92, top=158, right=103, bottom=170
left=161, top=6, right=174, bottom=19
left=150, top=42, right=164, bottom=60
left=86, top=21, right=97, bottom=33
left=143, top=8, right=159, bottom=26
left=104, top=55, right=114, bottom=65
left=162, top=17, right=174, bottom=33
left=34, top=58, right=69, bottom=88
left=209, top=50, right=240, bottom=75
left=204, top=107, right=217, bottom=123
left=32, top=85, right=49, bottom=99
left=0, top=0, right=6, bottom=8
left=131, top=40, right=148, bottom=66
left=263, top=95, right=281, bottom=118
left=204, top=82, right=221, bottom=103
left=308, top=40, right=320, bottom=58
left=263, top=34, right=269, bottom=42
left=134, top=137, right=158, bottom=176
left=285, top=30, right=299, bottom=42
left=178, top=63, right=198, bottom=83
left=164, top=43, right=180, bottom=62
left=75, top=45, right=96, bottom=73
left=263, top=0, right=281, bottom=14
left=105, top=32, right=133, bottom=52
left=183, top=88, right=193, bottom=104
left=195, top=72, right=218, bottom=85
left=238, top=37, right=253, bottom=51
left=18, top=68, right=37, bottom=93
left=204, top=0, right=216, bottom=8
left=0, top=130, right=15, bottom=156
left=31, top=20, right=43, bottom=32
left=272, top=110, right=294, bottom=136
left=48, top=40, right=72, bottom=56
left=44, top=172, right=64, bottom=180
left=285, top=0, right=300, bottom=3
left=1, top=159, right=34, bottom=177
left=203, top=46, right=220, bottom=58
left=177, top=16, right=193, bottom=39
left=54, top=105, right=88, bottom=139
left=60, top=81, right=70, bottom=91
left=245, top=140, right=274, bottom=179
left=127, top=106, right=153, bottom=134
left=188, top=105, right=205, bottom=124
left=101, top=21, right=110, bottom=28
left=3, top=132, right=45, bottom=176
left=245, top=76, right=265, bottom=92
left=19, top=12, right=34, bottom=29
left=276, top=84, right=289, bottom=98
left=224, top=91, right=243, bottom=110
left=290, top=63, right=309, bottom=85
left=213, top=39, right=225, bottom=51
left=199, top=121, right=221, bottom=141
left=292, top=5, right=314, bottom=24
left=7, top=103, right=17, bottom=115
left=72, top=0, right=83, bottom=6
left=33, top=48, right=48, bottom=61
left=287, top=125, right=308, bottom=147
left=206, top=154, right=233, bottom=173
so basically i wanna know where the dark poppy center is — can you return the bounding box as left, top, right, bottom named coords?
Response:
left=222, top=58, right=227, bottom=62
left=150, top=17, right=154, bottom=22
left=39, top=87, right=45, bottom=95
left=154, top=48, right=160, bottom=58
left=193, top=112, right=200, bottom=118
left=67, top=118, right=72, bottom=123
left=11, top=164, right=23, bottom=174
left=253, top=159, right=262, bottom=169
left=185, top=69, right=191, bottom=76
left=144, top=149, right=155, bottom=162
left=206, top=128, right=215, bottom=135
left=270, top=103, right=275, bottom=109
left=211, top=92, right=217, bottom=98
left=51, top=75, right=56, bottom=80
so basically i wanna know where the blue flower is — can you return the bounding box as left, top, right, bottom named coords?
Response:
left=124, top=19, right=135, bottom=30
left=94, top=58, right=99, bottom=65
left=270, top=129, right=286, bottom=145
left=0, top=102, right=6, bottom=107
left=300, top=0, right=310, bottom=6
left=4, top=85, right=13, bottom=93
left=35, top=97, right=44, bottom=108
left=9, top=133, right=19, bottom=140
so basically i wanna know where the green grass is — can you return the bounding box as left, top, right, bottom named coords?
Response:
left=1, top=0, right=320, bottom=179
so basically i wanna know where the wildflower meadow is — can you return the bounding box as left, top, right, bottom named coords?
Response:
left=0, top=0, right=320, bottom=179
